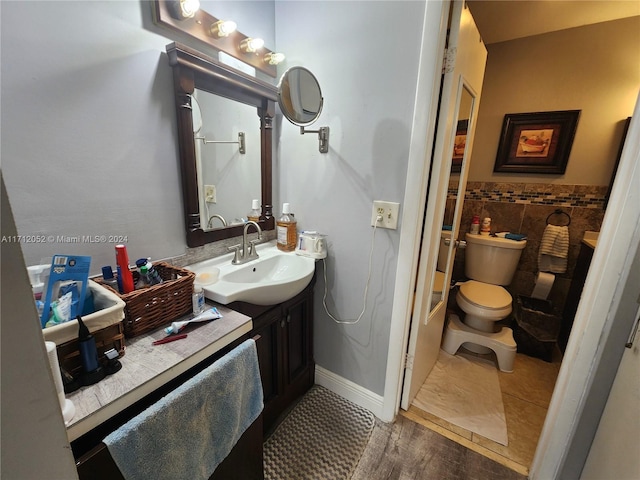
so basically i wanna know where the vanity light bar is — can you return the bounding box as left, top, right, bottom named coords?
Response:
left=153, top=0, right=282, bottom=77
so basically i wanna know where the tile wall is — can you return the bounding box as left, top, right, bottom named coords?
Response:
left=445, top=182, right=607, bottom=315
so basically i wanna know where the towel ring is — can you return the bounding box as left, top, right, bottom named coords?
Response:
left=546, top=209, right=571, bottom=226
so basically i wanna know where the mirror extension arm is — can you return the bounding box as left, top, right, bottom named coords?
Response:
left=299, top=126, right=329, bottom=154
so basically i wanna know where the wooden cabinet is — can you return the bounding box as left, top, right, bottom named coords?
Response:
left=72, top=276, right=315, bottom=479
left=560, top=243, right=594, bottom=352
left=230, top=278, right=315, bottom=435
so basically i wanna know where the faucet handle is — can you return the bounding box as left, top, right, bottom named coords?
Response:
left=228, top=244, right=242, bottom=264
left=248, top=239, right=260, bottom=257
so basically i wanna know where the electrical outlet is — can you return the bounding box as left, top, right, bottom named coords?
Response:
left=204, top=185, right=216, bottom=203
left=371, top=201, right=400, bottom=229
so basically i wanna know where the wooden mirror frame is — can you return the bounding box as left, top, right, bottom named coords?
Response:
left=167, top=42, right=277, bottom=248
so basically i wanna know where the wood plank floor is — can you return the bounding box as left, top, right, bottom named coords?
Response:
left=351, top=415, right=527, bottom=480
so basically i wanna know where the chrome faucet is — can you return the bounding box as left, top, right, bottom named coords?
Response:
left=207, top=214, right=227, bottom=229
left=228, top=221, right=262, bottom=265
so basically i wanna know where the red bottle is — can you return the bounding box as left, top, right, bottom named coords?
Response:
left=115, top=245, right=135, bottom=294
left=470, top=215, right=480, bottom=235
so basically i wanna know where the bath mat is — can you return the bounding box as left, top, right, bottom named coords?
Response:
left=264, top=385, right=375, bottom=480
left=412, top=350, right=508, bottom=446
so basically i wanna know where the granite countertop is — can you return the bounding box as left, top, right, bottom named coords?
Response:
left=65, top=302, right=252, bottom=442
left=582, top=231, right=599, bottom=249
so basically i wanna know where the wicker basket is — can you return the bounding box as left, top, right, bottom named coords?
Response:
left=95, top=262, right=195, bottom=338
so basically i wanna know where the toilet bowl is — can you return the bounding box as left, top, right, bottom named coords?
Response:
left=442, top=233, right=526, bottom=370
left=455, top=280, right=512, bottom=332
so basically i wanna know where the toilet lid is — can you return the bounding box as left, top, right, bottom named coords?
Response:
left=459, top=280, right=512, bottom=310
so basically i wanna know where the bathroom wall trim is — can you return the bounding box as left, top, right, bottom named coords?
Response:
left=455, top=182, right=607, bottom=209
left=315, top=366, right=384, bottom=419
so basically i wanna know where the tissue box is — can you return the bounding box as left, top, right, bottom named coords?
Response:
left=43, top=280, right=126, bottom=376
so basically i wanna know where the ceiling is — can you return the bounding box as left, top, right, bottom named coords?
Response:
left=466, top=0, right=640, bottom=45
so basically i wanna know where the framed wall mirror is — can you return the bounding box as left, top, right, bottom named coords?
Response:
left=167, top=42, right=278, bottom=247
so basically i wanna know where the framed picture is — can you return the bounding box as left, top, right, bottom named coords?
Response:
left=604, top=116, right=631, bottom=209
left=493, top=110, right=580, bottom=174
left=451, top=119, right=468, bottom=173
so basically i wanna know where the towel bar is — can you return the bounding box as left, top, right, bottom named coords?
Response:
left=546, top=208, right=571, bottom=226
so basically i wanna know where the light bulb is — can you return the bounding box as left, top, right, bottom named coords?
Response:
left=177, top=0, right=200, bottom=18
left=240, top=37, right=265, bottom=54
left=211, top=20, right=237, bottom=38
left=264, top=52, right=285, bottom=65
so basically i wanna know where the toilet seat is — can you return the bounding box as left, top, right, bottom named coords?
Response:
left=456, top=280, right=513, bottom=328
left=458, top=281, right=512, bottom=310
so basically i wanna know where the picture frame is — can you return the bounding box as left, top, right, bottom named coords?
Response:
left=604, top=116, right=631, bottom=209
left=451, top=119, right=468, bottom=173
left=493, top=110, right=580, bottom=174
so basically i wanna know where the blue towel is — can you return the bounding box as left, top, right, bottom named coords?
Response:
left=505, top=233, right=527, bottom=241
left=104, top=339, right=263, bottom=480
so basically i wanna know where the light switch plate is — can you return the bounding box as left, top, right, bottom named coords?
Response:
left=371, top=201, right=400, bottom=229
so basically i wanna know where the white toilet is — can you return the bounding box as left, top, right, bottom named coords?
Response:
left=441, top=233, right=527, bottom=372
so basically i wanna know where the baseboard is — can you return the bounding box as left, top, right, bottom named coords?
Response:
left=315, top=366, right=384, bottom=419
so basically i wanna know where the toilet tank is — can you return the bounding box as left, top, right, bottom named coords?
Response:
left=464, top=233, right=527, bottom=285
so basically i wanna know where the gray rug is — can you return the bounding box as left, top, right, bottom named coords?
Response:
left=264, top=385, right=375, bottom=480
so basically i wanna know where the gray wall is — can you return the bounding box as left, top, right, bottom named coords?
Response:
left=1, top=0, right=421, bottom=413
left=1, top=0, right=276, bottom=272
left=274, top=1, right=425, bottom=395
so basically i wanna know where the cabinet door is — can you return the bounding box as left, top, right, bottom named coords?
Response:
left=252, top=308, right=283, bottom=408
left=283, top=291, right=314, bottom=392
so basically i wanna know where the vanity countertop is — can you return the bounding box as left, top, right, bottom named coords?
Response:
left=582, top=231, right=599, bottom=249
left=66, top=302, right=252, bottom=442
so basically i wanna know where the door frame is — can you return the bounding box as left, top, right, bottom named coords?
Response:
left=382, top=0, right=640, bottom=475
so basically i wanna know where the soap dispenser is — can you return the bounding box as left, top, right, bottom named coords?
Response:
left=247, top=199, right=261, bottom=222
left=277, top=203, right=297, bottom=252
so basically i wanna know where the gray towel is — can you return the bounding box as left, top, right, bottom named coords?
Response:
left=104, top=339, right=263, bottom=480
left=538, top=224, right=569, bottom=273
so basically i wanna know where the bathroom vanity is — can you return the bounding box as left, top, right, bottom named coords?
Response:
left=559, top=232, right=598, bottom=352
left=70, top=278, right=315, bottom=479
left=226, top=276, right=316, bottom=435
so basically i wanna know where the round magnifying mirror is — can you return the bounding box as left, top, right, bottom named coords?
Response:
left=191, top=94, right=203, bottom=134
left=277, top=66, right=323, bottom=126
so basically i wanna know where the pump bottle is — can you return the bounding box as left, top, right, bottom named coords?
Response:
left=247, top=199, right=261, bottom=222
left=277, top=203, right=297, bottom=252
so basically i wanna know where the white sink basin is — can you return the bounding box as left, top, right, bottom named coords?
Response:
left=186, top=241, right=316, bottom=305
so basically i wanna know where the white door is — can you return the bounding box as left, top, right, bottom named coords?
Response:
left=400, top=0, right=487, bottom=410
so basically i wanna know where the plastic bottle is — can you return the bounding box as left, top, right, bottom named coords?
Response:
left=470, top=215, right=480, bottom=235
left=192, top=286, right=205, bottom=314
left=247, top=199, right=261, bottom=222
left=480, top=217, right=491, bottom=236
left=101, top=266, right=119, bottom=291
left=136, top=258, right=163, bottom=285
left=145, top=261, right=163, bottom=285
left=136, top=265, right=150, bottom=290
left=115, top=245, right=135, bottom=294
left=277, top=203, right=297, bottom=252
